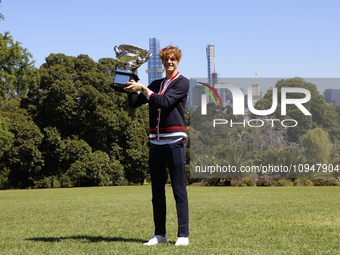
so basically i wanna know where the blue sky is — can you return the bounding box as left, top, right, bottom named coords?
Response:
left=1, top=0, right=339, bottom=92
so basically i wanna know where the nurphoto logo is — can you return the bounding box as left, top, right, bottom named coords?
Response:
left=198, top=82, right=312, bottom=128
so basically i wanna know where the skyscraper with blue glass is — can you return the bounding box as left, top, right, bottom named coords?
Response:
left=146, top=38, right=164, bottom=84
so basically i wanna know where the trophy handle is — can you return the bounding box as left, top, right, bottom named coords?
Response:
left=114, top=46, right=119, bottom=53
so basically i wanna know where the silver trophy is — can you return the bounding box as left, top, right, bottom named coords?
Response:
left=110, top=44, right=152, bottom=92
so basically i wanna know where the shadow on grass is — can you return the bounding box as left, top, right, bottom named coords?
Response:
left=26, top=235, right=145, bottom=243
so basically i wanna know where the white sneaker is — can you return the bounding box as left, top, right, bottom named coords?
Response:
left=143, top=235, right=167, bottom=246
left=175, top=237, right=189, bottom=246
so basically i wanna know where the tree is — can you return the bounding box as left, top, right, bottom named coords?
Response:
left=1, top=107, right=44, bottom=188
left=67, top=150, right=124, bottom=187
left=123, top=106, right=149, bottom=184
left=254, top=77, right=340, bottom=142
left=0, top=113, right=14, bottom=189
left=301, top=127, right=332, bottom=165
left=0, top=115, right=14, bottom=157
left=336, top=105, right=340, bottom=118
left=253, top=148, right=305, bottom=178
left=0, top=32, right=39, bottom=99
left=22, top=53, right=149, bottom=185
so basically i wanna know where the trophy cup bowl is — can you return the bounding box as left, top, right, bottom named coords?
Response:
left=110, top=44, right=152, bottom=92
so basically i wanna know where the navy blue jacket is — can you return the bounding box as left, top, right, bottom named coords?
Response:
left=128, top=73, right=189, bottom=141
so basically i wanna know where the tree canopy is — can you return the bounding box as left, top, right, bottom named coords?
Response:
left=1, top=50, right=150, bottom=188
left=190, top=78, right=340, bottom=181
left=0, top=32, right=39, bottom=99
left=1, top=30, right=339, bottom=188
left=253, top=77, right=340, bottom=142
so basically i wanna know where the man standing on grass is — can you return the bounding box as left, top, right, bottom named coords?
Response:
left=124, top=45, right=189, bottom=246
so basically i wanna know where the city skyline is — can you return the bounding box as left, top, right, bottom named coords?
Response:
left=189, top=78, right=340, bottom=110
left=1, top=0, right=339, bottom=94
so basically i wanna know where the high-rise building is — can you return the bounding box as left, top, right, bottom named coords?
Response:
left=206, top=44, right=220, bottom=104
left=324, top=89, right=340, bottom=106
left=251, top=82, right=261, bottom=105
left=206, top=44, right=216, bottom=87
left=146, top=38, right=164, bottom=84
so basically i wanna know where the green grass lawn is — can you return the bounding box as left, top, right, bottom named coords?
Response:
left=0, top=185, right=339, bottom=255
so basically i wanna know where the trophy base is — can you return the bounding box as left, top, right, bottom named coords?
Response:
left=110, top=70, right=139, bottom=93
left=109, top=83, right=127, bottom=92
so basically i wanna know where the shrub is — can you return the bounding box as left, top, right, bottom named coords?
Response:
left=59, top=174, right=73, bottom=188
left=51, top=176, right=61, bottom=188
left=310, top=178, right=340, bottom=186
left=294, top=178, right=314, bottom=186
left=0, top=167, right=10, bottom=189
left=231, top=178, right=256, bottom=187
left=256, top=175, right=278, bottom=186
left=67, top=150, right=124, bottom=187
left=277, top=178, right=294, bottom=186
left=33, top=175, right=61, bottom=189
left=34, top=177, right=52, bottom=188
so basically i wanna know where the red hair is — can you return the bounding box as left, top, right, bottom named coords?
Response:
left=159, top=45, right=182, bottom=61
